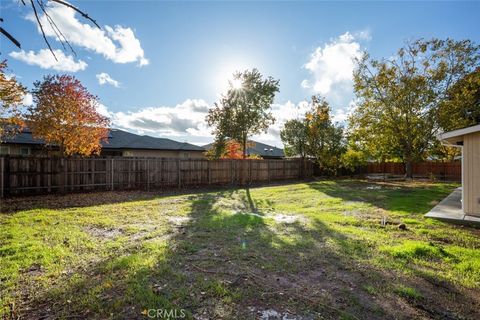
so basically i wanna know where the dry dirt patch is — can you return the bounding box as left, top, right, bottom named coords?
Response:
left=83, top=226, right=124, bottom=239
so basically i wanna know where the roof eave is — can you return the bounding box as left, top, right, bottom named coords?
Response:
left=437, top=124, right=480, bottom=141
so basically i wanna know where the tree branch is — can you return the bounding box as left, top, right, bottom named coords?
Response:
left=29, top=0, right=57, bottom=61
left=50, top=0, right=101, bottom=29
left=1, top=0, right=99, bottom=57
left=36, top=0, right=77, bottom=56
left=0, top=27, right=21, bottom=49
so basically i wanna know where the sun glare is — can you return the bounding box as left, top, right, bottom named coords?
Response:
left=231, top=78, right=243, bottom=90
left=213, top=57, right=255, bottom=95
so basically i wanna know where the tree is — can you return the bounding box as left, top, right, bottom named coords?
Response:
left=27, top=75, right=110, bottom=156
left=428, top=140, right=461, bottom=162
left=430, top=68, right=480, bottom=161
left=350, top=39, right=480, bottom=178
left=222, top=140, right=243, bottom=159
left=280, top=119, right=308, bottom=158
left=205, top=138, right=259, bottom=160
left=204, top=137, right=228, bottom=160
left=438, top=67, right=480, bottom=132
left=0, top=60, right=26, bottom=139
left=206, top=69, right=280, bottom=159
left=279, top=96, right=346, bottom=175
left=305, top=96, right=345, bottom=174
left=341, top=148, right=368, bottom=174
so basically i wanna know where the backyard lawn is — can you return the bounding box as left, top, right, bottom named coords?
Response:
left=1, top=180, right=479, bottom=319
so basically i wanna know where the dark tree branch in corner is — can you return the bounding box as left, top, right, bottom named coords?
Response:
left=0, top=0, right=99, bottom=58
left=0, top=27, right=21, bottom=49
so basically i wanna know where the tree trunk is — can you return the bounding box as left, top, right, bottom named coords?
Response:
left=405, top=160, right=413, bottom=179
left=301, top=156, right=305, bottom=178
left=59, top=143, right=65, bottom=157
left=242, top=135, right=247, bottom=159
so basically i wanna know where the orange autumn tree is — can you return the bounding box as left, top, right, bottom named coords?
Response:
left=217, top=140, right=261, bottom=159
left=221, top=140, right=243, bottom=159
left=0, top=60, right=26, bottom=138
left=28, top=75, right=110, bottom=156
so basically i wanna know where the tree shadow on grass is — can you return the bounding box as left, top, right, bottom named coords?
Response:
left=12, top=186, right=480, bottom=320
left=307, top=179, right=460, bottom=216
left=0, top=179, right=307, bottom=214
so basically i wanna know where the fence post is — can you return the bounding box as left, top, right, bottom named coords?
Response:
left=146, top=159, right=150, bottom=191
left=267, top=160, right=270, bottom=183
left=60, top=158, right=65, bottom=193
left=249, top=160, right=252, bottom=184
left=104, top=158, right=108, bottom=190
left=47, top=158, right=51, bottom=193
left=207, top=161, right=211, bottom=185
left=160, top=158, right=164, bottom=188
left=110, top=158, right=114, bottom=190
left=383, top=161, right=386, bottom=182
left=177, top=159, right=181, bottom=189
left=4, top=155, right=9, bottom=196
left=0, top=157, right=4, bottom=198
left=444, top=162, right=447, bottom=181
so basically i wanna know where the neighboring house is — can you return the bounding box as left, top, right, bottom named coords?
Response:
left=0, top=128, right=206, bottom=158
left=203, top=140, right=285, bottom=159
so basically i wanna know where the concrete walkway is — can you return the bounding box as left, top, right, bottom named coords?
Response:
left=425, top=188, right=480, bottom=225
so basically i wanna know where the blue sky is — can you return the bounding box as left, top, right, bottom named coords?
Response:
left=2, top=0, right=480, bottom=146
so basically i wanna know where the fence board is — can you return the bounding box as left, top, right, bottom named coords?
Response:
left=364, top=161, right=461, bottom=181
left=0, top=156, right=313, bottom=197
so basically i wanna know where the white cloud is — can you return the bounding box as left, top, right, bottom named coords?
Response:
left=95, top=103, right=112, bottom=118
left=353, top=29, right=372, bottom=41
left=9, top=49, right=87, bottom=72
left=300, top=79, right=310, bottom=89
left=22, top=93, right=33, bottom=106
left=26, top=2, right=148, bottom=66
left=303, top=32, right=364, bottom=99
left=102, top=99, right=314, bottom=148
left=108, top=99, right=211, bottom=144
left=96, top=72, right=120, bottom=87
left=301, top=30, right=370, bottom=124
left=4, top=72, right=19, bottom=80
left=303, top=33, right=363, bottom=99
left=331, top=100, right=358, bottom=123
left=252, top=100, right=310, bottom=147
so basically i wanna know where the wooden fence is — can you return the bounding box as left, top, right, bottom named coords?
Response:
left=0, top=156, right=313, bottom=197
left=364, top=161, right=461, bottom=181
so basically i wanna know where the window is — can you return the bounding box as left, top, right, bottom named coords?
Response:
left=0, top=146, right=10, bottom=155
left=20, top=147, right=31, bottom=156
left=183, top=152, right=189, bottom=159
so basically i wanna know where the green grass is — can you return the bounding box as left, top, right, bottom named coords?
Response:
left=381, top=240, right=452, bottom=260
left=394, top=285, right=423, bottom=300
left=1, top=179, right=479, bottom=319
